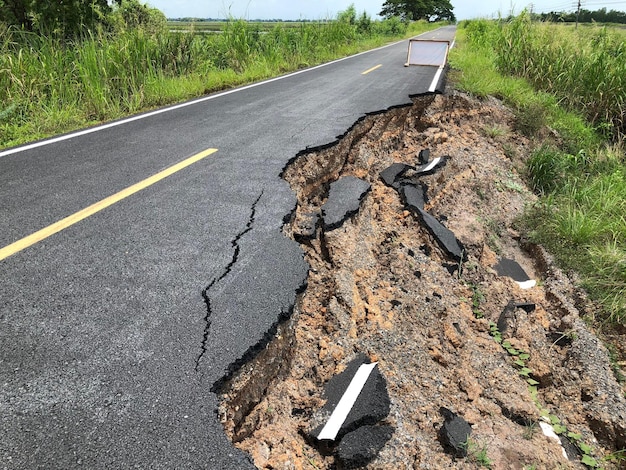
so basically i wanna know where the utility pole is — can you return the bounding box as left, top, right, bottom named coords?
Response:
left=576, top=0, right=582, bottom=29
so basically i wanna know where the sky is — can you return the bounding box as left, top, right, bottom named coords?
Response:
left=146, top=0, right=626, bottom=21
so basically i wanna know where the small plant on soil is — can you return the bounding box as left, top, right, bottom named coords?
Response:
left=469, top=284, right=486, bottom=319
left=488, top=322, right=603, bottom=468
left=463, top=438, right=493, bottom=468
left=522, top=421, right=537, bottom=440
left=483, top=124, right=507, bottom=139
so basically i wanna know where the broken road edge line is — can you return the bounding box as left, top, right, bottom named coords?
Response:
left=317, top=362, right=379, bottom=441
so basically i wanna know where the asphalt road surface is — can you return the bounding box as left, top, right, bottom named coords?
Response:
left=0, top=26, right=456, bottom=469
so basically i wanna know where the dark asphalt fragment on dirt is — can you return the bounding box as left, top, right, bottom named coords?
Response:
left=337, top=425, right=395, bottom=468
left=438, top=407, right=472, bottom=458
left=399, top=183, right=427, bottom=211
left=322, top=176, right=371, bottom=231
left=497, top=300, right=536, bottom=334
left=412, top=206, right=466, bottom=263
left=308, top=354, right=390, bottom=443
left=380, top=163, right=412, bottom=189
left=494, top=258, right=533, bottom=284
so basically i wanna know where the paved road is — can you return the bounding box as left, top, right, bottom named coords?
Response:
left=0, top=26, right=456, bottom=469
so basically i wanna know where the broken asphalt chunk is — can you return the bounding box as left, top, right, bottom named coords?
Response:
left=439, top=407, right=472, bottom=457
left=415, top=156, right=447, bottom=175
left=412, top=207, right=465, bottom=263
left=322, top=176, right=371, bottom=231
left=308, top=354, right=390, bottom=443
left=336, top=425, right=394, bottom=468
left=293, top=211, right=320, bottom=241
left=418, top=148, right=430, bottom=165
left=497, top=300, right=536, bottom=334
left=380, top=163, right=412, bottom=189
left=399, top=183, right=426, bottom=211
left=494, top=258, right=536, bottom=289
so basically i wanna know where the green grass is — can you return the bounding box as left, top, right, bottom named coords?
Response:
left=450, top=18, right=626, bottom=325
left=464, top=439, right=493, bottom=468
left=0, top=19, right=440, bottom=150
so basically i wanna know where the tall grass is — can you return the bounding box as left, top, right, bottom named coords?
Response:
left=451, top=19, right=626, bottom=325
left=494, top=12, right=626, bottom=140
left=0, top=19, right=438, bottom=149
left=526, top=144, right=626, bottom=323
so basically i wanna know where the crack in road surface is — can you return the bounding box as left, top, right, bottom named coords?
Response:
left=195, top=191, right=264, bottom=372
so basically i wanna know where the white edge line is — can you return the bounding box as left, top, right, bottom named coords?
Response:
left=516, top=279, right=537, bottom=290
left=421, top=157, right=442, bottom=173
left=317, top=362, right=378, bottom=441
left=0, top=32, right=442, bottom=159
left=429, top=66, right=445, bottom=93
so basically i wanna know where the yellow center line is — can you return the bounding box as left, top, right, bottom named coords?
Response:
left=0, top=147, right=219, bottom=262
left=361, top=64, right=383, bottom=75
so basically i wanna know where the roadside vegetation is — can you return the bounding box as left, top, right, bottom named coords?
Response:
left=449, top=13, right=626, bottom=327
left=0, top=1, right=441, bottom=150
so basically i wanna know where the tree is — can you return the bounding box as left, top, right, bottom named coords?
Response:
left=0, top=0, right=33, bottom=30
left=110, top=0, right=167, bottom=34
left=337, top=3, right=357, bottom=24
left=538, top=7, right=626, bottom=24
left=380, top=0, right=455, bottom=22
left=0, top=0, right=112, bottom=36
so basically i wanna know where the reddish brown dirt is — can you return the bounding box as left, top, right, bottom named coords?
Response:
left=217, top=92, right=626, bottom=469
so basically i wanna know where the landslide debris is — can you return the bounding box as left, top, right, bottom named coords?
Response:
left=216, top=92, right=626, bottom=469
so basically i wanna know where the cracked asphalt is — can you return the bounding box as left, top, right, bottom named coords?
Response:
left=0, top=27, right=456, bottom=469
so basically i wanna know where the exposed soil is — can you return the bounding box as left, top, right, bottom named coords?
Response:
left=216, top=92, right=626, bottom=469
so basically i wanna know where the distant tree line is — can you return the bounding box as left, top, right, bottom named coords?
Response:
left=537, top=8, right=626, bottom=24
left=0, top=0, right=166, bottom=37
left=169, top=18, right=323, bottom=23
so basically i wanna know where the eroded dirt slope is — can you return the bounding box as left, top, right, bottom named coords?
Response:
left=217, top=93, right=626, bottom=469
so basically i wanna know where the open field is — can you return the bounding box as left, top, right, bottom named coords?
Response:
left=167, top=20, right=321, bottom=33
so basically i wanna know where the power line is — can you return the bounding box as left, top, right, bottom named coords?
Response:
left=533, top=1, right=580, bottom=12
left=584, top=1, right=626, bottom=5
left=534, top=0, right=626, bottom=12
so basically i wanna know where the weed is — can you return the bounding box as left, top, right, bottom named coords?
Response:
left=496, top=173, right=525, bottom=193
left=603, top=449, right=626, bottom=464
left=482, top=217, right=503, bottom=254
left=483, top=124, right=507, bottom=138
left=473, top=183, right=487, bottom=201
left=606, top=342, right=626, bottom=384
left=567, top=432, right=600, bottom=467
left=515, top=101, right=547, bottom=137
left=526, top=146, right=569, bottom=194
left=522, top=421, right=537, bottom=440
left=464, top=439, right=492, bottom=468
left=468, top=283, right=486, bottom=318
left=502, top=142, right=517, bottom=159
left=303, top=450, right=321, bottom=469
left=488, top=321, right=502, bottom=344
left=488, top=318, right=600, bottom=468
left=549, top=330, right=578, bottom=349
